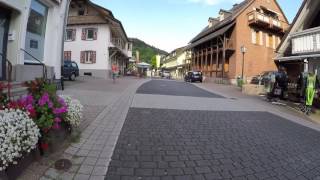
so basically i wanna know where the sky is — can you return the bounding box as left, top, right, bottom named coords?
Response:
left=92, top=0, right=303, bottom=53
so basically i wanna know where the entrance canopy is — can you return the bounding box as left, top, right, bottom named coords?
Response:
left=137, top=62, right=150, bottom=68
left=275, top=54, right=320, bottom=62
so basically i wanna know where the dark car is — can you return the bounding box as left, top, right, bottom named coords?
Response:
left=184, top=71, right=203, bottom=83
left=63, top=61, right=79, bottom=81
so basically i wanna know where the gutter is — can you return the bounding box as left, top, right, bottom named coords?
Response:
left=60, top=0, right=71, bottom=90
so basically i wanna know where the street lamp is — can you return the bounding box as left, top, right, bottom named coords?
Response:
left=240, top=46, right=247, bottom=80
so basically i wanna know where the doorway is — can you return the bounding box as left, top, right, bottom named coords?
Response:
left=0, top=7, right=10, bottom=80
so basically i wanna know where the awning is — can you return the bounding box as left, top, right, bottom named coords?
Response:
left=187, top=22, right=236, bottom=49
left=137, top=62, right=150, bottom=68
left=274, top=54, right=320, bottom=62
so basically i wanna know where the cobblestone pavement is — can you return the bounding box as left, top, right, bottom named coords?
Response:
left=106, top=108, right=320, bottom=180
left=136, top=80, right=223, bottom=98
left=19, top=77, right=147, bottom=180
left=106, top=79, right=320, bottom=180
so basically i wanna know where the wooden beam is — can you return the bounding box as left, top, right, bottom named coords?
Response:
left=216, top=38, right=219, bottom=77
left=205, top=48, right=208, bottom=72
left=222, top=34, right=226, bottom=78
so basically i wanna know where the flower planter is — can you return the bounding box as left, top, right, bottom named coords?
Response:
left=48, top=123, right=71, bottom=153
left=0, top=148, right=40, bottom=180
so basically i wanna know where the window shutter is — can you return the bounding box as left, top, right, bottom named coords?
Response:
left=266, top=34, right=269, bottom=47
left=80, top=51, right=85, bottom=63
left=251, top=29, right=256, bottom=44
left=81, top=29, right=86, bottom=40
left=72, top=29, right=76, bottom=41
left=259, top=31, right=263, bottom=45
left=92, top=51, right=96, bottom=64
left=93, top=29, right=98, bottom=40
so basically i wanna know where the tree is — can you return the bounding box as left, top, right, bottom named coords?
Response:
left=151, top=55, right=157, bottom=70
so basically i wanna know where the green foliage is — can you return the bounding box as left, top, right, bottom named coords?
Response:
left=131, top=38, right=168, bottom=64
left=151, top=55, right=157, bottom=70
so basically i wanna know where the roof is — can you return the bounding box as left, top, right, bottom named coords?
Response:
left=276, top=0, right=307, bottom=52
left=189, top=0, right=253, bottom=44
left=69, top=0, right=130, bottom=42
left=188, top=22, right=236, bottom=49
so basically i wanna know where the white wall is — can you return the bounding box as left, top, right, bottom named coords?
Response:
left=0, top=0, right=69, bottom=80
left=64, top=24, right=111, bottom=71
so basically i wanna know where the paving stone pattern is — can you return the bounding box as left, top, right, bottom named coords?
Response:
left=106, top=108, right=320, bottom=180
left=136, top=80, right=223, bottom=98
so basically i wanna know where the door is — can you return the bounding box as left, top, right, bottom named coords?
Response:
left=0, top=7, right=10, bottom=80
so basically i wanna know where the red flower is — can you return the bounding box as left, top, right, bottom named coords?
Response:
left=40, top=142, right=49, bottom=151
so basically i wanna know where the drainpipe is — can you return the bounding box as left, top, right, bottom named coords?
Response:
left=60, top=0, right=71, bottom=90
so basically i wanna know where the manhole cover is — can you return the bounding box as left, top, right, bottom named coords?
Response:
left=229, top=97, right=237, bottom=100
left=54, top=159, right=72, bottom=171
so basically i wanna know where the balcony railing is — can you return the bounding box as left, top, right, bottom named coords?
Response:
left=111, top=38, right=125, bottom=50
left=248, top=11, right=285, bottom=32
left=291, top=27, right=320, bottom=54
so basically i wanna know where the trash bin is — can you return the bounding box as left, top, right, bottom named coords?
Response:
left=237, top=76, right=243, bottom=87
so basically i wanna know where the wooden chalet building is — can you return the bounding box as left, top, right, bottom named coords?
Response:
left=188, top=0, right=289, bottom=84
left=276, top=0, right=320, bottom=82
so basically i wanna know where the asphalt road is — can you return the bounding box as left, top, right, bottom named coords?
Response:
left=106, top=80, right=320, bottom=180
left=136, top=80, right=223, bottom=98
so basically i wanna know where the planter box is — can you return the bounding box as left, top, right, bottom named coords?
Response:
left=48, top=124, right=71, bottom=153
left=0, top=148, right=41, bottom=180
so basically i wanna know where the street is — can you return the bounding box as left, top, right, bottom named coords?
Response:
left=106, top=79, right=320, bottom=180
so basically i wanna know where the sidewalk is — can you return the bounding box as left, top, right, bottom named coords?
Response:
left=195, top=82, right=320, bottom=132
left=18, top=77, right=148, bottom=180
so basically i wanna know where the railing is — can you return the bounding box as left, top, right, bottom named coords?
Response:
left=111, top=38, right=125, bottom=50
left=248, top=10, right=284, bottom=31
left=0, top=52, right=13, bottom=99
left=20, top=48, right=47, bottom=80
left=291, top=27, right=320, bottom=54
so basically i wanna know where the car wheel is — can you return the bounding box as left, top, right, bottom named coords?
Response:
left=70, top=73, right=76, bottom=81
left=200, top=80, right=203, bottom=83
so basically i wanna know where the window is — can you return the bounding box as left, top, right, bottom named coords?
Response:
left=251, top=29, right=257, bottom=44
left=82, top=28, right=97, bottom=40
left=251, top=29, right=261, bottom=45
left=25, top=0, right=48, bottom=62
left=86, top=29, right=94, bottom=39
left=268, top=34, right=273, bottom=48
left=78, top=6, right=85, bottom=16
left=80, top=51, right=96, bottom=64
left=65, top=29, right=75, bottom=41
left=64, top=51, right=71, bottom=61
left=72, top=62, right=78, bottom=68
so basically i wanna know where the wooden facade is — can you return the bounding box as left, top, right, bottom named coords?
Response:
left=188, top=0, right=289, bottom=82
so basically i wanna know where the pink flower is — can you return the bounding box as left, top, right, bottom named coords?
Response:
left=54, top=117, right=61, bottom=123
left=52, top=123, right=61, bottom=130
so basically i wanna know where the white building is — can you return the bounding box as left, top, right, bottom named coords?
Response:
left=0, top=0, right=69, bottom=82
left=64, top=0, right=132, bottom=79
left=162, top=47, right=191, bottom=79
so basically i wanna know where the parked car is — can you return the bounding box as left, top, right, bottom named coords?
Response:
left=250, top=75, right=262, bottom=85
left=184, top=71, right=203, bottom=83
left=162, top=71, right=171, bottom=79
left=63, top=61, right=79, bottom=81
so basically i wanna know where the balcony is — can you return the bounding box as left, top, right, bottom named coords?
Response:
left=291, top=27, right=320, bottom=54
left=68, top=15, right=106, bottom=25
left=247, top=11, right=285, bottom=33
